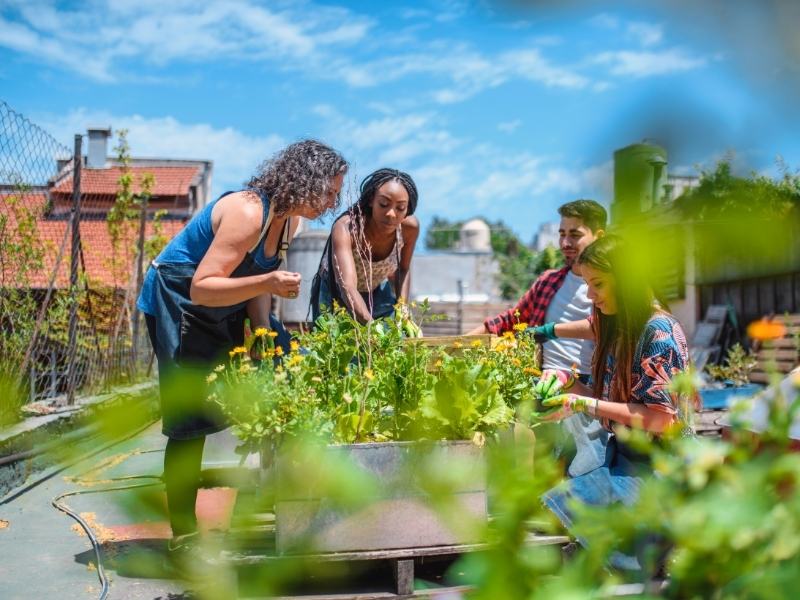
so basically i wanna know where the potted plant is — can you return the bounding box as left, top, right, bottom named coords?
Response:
left=700, top=343, right=762, bottom=410
left=209, top=301, right=536, bottom=553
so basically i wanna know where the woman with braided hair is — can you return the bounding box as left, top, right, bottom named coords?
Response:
left=311, top=168, right=420, bottom=323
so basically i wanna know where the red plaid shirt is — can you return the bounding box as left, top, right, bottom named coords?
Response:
left=484, top=266, right=571, bottom=335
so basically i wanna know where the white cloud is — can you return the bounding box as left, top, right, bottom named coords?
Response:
left=627, top=22, right=663, bottom=47
left=0, top=0, right=372, bottom=82
left=35, top=108, right=285, bottom=195
left=498, top=120, right=522, bottom=133
left=594, top=48, right=707, bottom=77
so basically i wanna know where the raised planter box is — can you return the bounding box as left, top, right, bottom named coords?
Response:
left=270, top=440, right=487, bottom=554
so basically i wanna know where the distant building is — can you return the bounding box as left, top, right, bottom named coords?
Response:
left=532, top=222, right=559, bottom=251
left=2, top=127, right=212, bottom=289
left=411, top=218, right=500, bottom=304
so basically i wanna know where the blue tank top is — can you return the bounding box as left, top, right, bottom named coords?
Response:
left=136, top=189, right=286, bottom=315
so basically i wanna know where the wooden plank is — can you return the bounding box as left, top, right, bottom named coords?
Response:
left=392, top=559, right=414, bottom=595
left=268, top=584, right=475, bottom=600
left=220, top=533, right=570, bottom=566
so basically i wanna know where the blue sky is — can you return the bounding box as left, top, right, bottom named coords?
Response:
left=2, top=0, right=799, bottom=243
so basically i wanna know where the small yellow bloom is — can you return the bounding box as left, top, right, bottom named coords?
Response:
left=364, top=368, right=375, bottom=381
left=214, top=364, right=225, bottom=372
left=231, top=346, right=247, bottom=355
left=274, top=346, right=284, bottom=356
left=452, top=341, right=463, bottom=349
left=205, top=373, right=218, bottom=384
left=511, top=358, right=521, bottom=367
left=261, top=349, right=274, bottom=359
left=290, top=340, right=300, bottom=352
left=502, top=331, right=515, bottom=340
left=514, top=309, right=521, bottom=318
left=523, top=367, right=540, bottom=376
left=254, top=327, right=268, bottom=337
left=287, top=354, right=303, bottom=367
left=470, top=339, right=483, bottom=348
left=513, top=323, right=527, bottom=332
left=238, top=363, right=253, bottom=374
left=267, top=330, right=279, bottom=338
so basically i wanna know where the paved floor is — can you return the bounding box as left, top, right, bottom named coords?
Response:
left=0, top=422, right=197, bottom=599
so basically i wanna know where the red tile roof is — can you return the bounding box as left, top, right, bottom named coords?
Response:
left=1, top=216, right=186, bottom=289
left=52, top=166, right=201, bottom=197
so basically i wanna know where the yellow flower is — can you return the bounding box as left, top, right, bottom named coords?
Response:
left=274, top=346, right=284, bottom=356
left=502, top=331, right=515, bottom=340
left=290, top=340, right=300, bottom=352
left=523, top=367, right=540, bottom=376
left=514, top=309, right=521, bottom=318
left=231, top=346, right=247, bottom=354
left=267, top=330, right=279, bottom=338
left=254, top=327, right=268, bottom=337
left=452, top=341, right=463, bottom=349
left=205, top=373, right=218, bottom=384
left=364, top=368, right=375, bottom=381
left=511, top=358, right=522, bottom=367
left=214, top=364, right=225, bottom=372
left=470, top=339, right=483, bottom=348
left=287, top=354, right=303, bottom=367
left=434, top=359, right=443, bottom=368
left=513, top=323, right=527, bottom=332
left=238, top=363, right=253, bottom=374
left=261, top=349, right=274, bottom=359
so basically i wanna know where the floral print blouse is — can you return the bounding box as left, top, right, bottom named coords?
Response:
left=600, top=312, right=693, bottom=431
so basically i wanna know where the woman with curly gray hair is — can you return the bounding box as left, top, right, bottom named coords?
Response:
left=136, top=139, right=346, bottom=566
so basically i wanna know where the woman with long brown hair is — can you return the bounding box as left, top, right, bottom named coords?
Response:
left=539, top=234, right=694, bottom=568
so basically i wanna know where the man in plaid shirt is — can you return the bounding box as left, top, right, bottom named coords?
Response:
left=471, top=199, right=609, bottom=479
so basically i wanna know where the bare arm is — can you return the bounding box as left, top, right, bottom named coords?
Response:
left=547, top=394, right=675, bottom=434
left=331, top=218, right=374, bottom=323
left=394, top=216, right=419, bottom=301
left=190, top=192, right=301, bottom=307
left=595, top=400, right=675, bottom=433
left=554, top=318, right=594, bottom=340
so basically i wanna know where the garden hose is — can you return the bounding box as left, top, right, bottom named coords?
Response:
left=0, top=416, right=162, bottom=600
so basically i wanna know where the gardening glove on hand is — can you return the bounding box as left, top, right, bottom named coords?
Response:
left=534, top=369, right=571, bottom=397
left=523, top=322, right=557, bottom=343
left=540, top=393, right=591, bottom=421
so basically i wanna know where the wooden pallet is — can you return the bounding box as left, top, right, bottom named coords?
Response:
left=750, top=314, right=800, bottom=384
left=221, top=522, right=568, bottom=598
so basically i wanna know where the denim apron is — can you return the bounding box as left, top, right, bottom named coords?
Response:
left=144, top=191, right=290, bottom=440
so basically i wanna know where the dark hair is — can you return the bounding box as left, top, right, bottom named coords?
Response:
left=558, top=199, right=607, bottom=232
left=354, top=168, right=418, bottom=218
left=246, top=139, right=348, bottom=217
left=578, top=234, right=655, bottom=406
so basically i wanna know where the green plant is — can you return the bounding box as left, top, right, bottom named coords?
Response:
left=212, top=301, right=537, bottom=450
left=706, top=343, right=758, bottom=387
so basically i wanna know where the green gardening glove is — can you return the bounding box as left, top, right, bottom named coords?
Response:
left=523, top=322, right=557, bottom=343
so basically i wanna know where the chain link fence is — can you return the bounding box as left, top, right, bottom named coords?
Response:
left=0, top=100, right=156, bottom=421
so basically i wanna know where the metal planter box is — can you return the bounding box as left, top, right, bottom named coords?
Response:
left=272, top=440, right=487, bottom=554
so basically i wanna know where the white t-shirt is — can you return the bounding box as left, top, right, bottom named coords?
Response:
left=541, top=270, right=594, bottom=374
